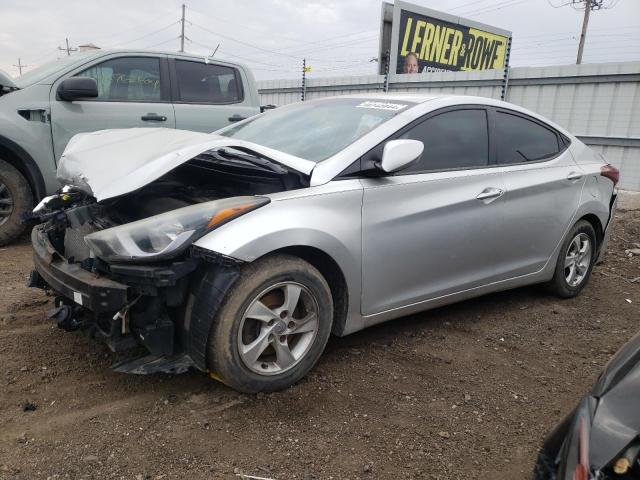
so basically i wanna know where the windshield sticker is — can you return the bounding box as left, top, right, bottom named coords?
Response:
left=356, top=101, right=408, bottom=111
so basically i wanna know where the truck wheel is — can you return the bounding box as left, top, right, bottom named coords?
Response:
left=206, top=254, right=333, bottom=393
left=0, top=159, right=33, bottom=246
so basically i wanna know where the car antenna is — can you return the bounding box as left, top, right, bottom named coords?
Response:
left=204, top=44, right=220, bottom=64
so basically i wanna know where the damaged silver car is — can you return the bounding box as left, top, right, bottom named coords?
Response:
left=30, top=95, right=619, bottom=392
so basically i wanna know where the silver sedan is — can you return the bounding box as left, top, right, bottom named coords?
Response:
left=30, top=94, right=618, bottom=392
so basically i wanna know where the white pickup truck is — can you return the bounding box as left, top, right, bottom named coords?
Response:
left=0, top=49, right=264, bottom=244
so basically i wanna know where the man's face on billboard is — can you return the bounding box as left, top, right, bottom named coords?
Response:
left=404, top=54, right=418, bottom=73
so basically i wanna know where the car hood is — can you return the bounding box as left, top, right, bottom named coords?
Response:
left=57, top=128, right=316, bottom=201
left=0, top=69, right=18, bottom=89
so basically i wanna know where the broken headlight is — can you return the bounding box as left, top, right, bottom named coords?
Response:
left=84, top=196, right=269, bottom=262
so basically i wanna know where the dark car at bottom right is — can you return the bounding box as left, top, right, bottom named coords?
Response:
left=535, top=330, right=640, bottom=479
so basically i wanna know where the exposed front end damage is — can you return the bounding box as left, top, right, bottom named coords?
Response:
left=30, top=217, right=243, bottom=374
left=29, top=130, right=310, bottom=374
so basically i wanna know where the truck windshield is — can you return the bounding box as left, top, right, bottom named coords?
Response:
left=218, top=98, right=414, bottom=162
left=14, top=52, right=96, bottom=88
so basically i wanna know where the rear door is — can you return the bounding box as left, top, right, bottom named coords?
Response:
left=50, top=54, right=175, bottom=162
left=491, top=108, right=584, bottom=279
left=170, top=58, right=259, bottom=133
left=360, top=107, right=507, bottom=316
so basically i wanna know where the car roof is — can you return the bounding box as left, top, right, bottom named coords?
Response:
left=323, top=93, right=571, bottom=135
left=88, top=49, right=249, bottom=68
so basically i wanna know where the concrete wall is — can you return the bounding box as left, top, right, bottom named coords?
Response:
left=257, top=62, right=640, bottom=191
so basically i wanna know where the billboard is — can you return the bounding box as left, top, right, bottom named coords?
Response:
left=380, top=1, right=511, bottom=75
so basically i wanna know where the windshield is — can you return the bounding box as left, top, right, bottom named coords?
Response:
left=15, top=52, right=96, bottom=88
left=218, top=98, right=414, bottom=162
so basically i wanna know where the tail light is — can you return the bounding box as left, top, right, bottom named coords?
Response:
left=600, top=164, right=620, bottom=187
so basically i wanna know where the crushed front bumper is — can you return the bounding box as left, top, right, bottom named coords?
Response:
left=31, top=226, right=129, bottom=312
left=30, top=225, right=200, bottom=373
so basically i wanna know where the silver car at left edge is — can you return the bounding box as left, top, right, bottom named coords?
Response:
left=29, top=94, right=619, bottom=393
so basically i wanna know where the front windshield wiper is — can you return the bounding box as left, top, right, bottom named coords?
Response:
left=215, top=147, right=289, bottom=174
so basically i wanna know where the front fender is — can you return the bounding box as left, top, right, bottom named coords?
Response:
left=193, top=180, right=364, bottom=332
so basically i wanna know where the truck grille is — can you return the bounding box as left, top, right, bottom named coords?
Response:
left=64, top=225, right=98, bottom=262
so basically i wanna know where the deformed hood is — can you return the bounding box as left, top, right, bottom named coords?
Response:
left=57, top=128, right=316, bottom=201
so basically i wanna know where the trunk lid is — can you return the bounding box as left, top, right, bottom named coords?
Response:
left=57, top=128, right=316, bottom=201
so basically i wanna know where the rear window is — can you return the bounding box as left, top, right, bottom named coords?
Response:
left=219, top=98, right=413, bottom=162
left=496, top=111, right=560, bottom=163
left=175, top=60, right=242, bottom=104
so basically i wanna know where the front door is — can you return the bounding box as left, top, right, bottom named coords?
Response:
left=50, top=55, right=175, bottom=162
left=361, top=107, right=506, bottom=316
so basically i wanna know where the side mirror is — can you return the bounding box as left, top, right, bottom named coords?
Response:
left=379, top=139, right=424, bottom=173
left=57, top=77, right=99, bottom=101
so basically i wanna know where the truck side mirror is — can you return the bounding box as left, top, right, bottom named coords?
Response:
left=57, top=77, right=99, bottom=101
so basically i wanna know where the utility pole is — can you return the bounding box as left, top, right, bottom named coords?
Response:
left=574, top=0, right=605, bottom=64
left=179, top=4, right=186, bottom=53
left=576, top=1, right=592, bottom=64
left=13, top=58, right=26, bottom=76
left=58, top=38, right=77, bottom=56
left=301, top=58, right=306, bottom=101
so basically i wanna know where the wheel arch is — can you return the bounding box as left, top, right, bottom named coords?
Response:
left=257, top=245, right=350, bottom=337
left=0, top=135, right=46, bottom=201
left=578, top=213, right=604, bottom=250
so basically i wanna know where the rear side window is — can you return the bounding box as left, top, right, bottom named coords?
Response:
left=400, top=109, right=489, bottom=172
left=495, top=112, right=560, bottom=163
left=175, top=60, right=242, bottom=104
left=77, top=57, right=161, bottom=102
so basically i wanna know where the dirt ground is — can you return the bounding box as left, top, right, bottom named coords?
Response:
left=1, top=207, right=638, bottom=480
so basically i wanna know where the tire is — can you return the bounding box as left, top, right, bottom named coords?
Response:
left=0, top=159, right=33, bottom=246
left=548, top=220, right=597, bottom=298
left=206, top=254, right=333, bottom=393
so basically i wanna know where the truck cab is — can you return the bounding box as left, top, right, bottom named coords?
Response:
left=0, top=49, right=261, bottom=244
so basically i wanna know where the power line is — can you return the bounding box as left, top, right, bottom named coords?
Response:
left=460, top=0, right=529, bottom=16
left=108, top=21, right=179, bottom=48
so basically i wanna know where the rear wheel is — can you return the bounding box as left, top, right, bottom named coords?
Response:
left=0, top=159, right=33, bottom=246
left=548, top=220, right=596, bottom=298
left=206, top=254, right=333, bottom=393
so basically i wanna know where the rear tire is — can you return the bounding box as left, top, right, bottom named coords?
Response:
left=206, top=254, right=333, bottom=393
left=0, top=159, right=33, bottom=246
left=548, top=220, right=596, bottom=298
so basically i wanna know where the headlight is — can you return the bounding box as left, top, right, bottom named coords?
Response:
left=84, top=196, right=269, bottom=263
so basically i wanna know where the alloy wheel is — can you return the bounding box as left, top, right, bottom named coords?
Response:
left=0, top=182, right=13, bottom=227
left=564, top=233, right=592, bottom=287
left=238, top=281, right=320, bottom=375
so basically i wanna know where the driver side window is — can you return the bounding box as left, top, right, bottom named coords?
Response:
left=77, top=57, right=162, bottom=102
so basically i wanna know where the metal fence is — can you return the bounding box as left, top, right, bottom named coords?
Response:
left=257, top=62, right=640, bottom=191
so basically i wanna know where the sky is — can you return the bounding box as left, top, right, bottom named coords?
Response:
left=0, top=0, right=638, bottom=81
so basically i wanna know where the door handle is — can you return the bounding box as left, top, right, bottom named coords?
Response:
left=228, top=114, right=246, bottom=122
left=141, top=113, right=167, bottom=122
left=476, top=187, right=504, bottom=202
left=567, top=172, right=583, bottom=181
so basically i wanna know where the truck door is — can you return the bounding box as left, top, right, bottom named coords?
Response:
left=169, top=58, right=260, bottom=133
left=50, top=55, right=175, bottom=162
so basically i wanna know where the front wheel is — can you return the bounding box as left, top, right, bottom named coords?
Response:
left=548, top=220, right=597, bottom=298
left=206, top=254, right=333, bottom=393
left=0, top=159, right=33, bottom=246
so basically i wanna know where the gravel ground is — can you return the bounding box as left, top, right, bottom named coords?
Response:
left=0, top=206, right=638, bottom=480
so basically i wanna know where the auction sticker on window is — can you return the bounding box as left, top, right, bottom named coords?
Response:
left=356, top=101, right=408, bottom=111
